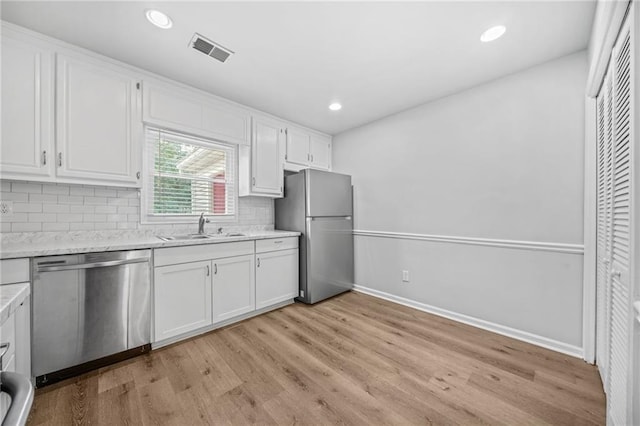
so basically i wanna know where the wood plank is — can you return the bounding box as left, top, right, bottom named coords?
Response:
left=26, top=291, right=605, bottom=425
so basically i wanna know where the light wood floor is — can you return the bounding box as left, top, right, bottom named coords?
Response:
left=28, top=291, right=605, bottom=425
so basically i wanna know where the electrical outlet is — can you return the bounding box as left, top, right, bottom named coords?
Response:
left=0, top=200, right=13, bottom=217
left=402, top=270, right=410, bottom=282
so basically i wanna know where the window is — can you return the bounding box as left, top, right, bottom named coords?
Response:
left=143, top=127, right=236, bottom=222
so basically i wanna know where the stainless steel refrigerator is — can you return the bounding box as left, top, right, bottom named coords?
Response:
left=275, top=169, right=354, bottom=304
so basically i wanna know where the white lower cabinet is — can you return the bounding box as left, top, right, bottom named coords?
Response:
left=154, top=260, right=212, bottom=341
left=256, top=248, right=299, bottom=309
left=213, top=254, right=255, bottom=323
left=13, top=295, right=31, bottom=378
left=152, top=237, right=298, bottom=346
left=0, top=280, right=31, bottom=423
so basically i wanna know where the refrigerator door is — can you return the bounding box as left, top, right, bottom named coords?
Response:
left=305, top=169, right=352, bottom=217
left=303, top=216, right=354, bottom=304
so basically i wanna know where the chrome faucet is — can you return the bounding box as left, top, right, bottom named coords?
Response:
left=198, top=213, right=210, bottom=234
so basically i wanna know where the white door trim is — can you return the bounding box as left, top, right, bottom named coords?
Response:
left=583, top=95, right=598, bottom=364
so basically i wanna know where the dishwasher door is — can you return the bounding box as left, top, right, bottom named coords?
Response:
left=32, top=250, right=151, bottom=379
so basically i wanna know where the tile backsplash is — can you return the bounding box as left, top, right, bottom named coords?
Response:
left=0, top=180, right=273, bottom=234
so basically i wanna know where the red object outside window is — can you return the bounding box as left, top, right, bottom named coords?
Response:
left=212, top=172, right=226, bottom=214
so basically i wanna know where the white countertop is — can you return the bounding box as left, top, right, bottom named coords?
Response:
left=0, top=283, right=30, bottom=325
left=0, top=230, right=300, bottom=260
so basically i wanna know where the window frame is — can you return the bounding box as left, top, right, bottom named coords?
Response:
left=140, top=126, right=239, bottom=225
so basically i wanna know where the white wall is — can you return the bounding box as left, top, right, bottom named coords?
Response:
left=333, top=51, right=588, bottom=356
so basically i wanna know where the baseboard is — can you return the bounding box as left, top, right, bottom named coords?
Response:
left=353, top=284, right=584, bottom=359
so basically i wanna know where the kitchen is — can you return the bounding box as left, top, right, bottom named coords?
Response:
left=0, top=1, right=638, bottom=425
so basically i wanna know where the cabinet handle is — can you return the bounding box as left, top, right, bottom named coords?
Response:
left=136, top=171, right=141, bottom=179
left=58, top=152, right=63, bottom=167
left=206, top=265, right=210, bottom=276
left=310, top=154, right=314, bottom=163
left=214, top=264, right=218, bottom=274
left=42, top=150, right=47, bottom=165
left=611, top=269, right=621, bottom=279
left=252, top=177, right=256, bottom=186
left=257, top=258, right=260, bottom=267
left=273, top=240, right=283, bottom=244
left=307, top=153, right=310, bottom=161
left=285, top=128, right=288, bottom=135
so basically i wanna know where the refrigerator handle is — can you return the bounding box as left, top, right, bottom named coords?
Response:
left=310, top=216, right=352, bottom=221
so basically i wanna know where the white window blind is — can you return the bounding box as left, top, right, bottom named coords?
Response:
left=145, top=128, right=236, bottom=221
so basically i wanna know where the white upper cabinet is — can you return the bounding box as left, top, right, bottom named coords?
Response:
left=1, top=29, right=55, bottom=180
left=1, top=23, right=329, bottom=191
left=56, top=53, right=141, bottom=186
left=284, top=126, right=331, bottom=171
left=1, top=25, right=142, bottom=187
left=239, top=115, right=284, bottom=197
left=309, top=134, right=331, bottom=170
left=142, top=82, right=250, bottom=146
left=285, top=127, right=312, bottom=166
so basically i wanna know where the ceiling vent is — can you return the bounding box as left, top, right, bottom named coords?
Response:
left=189, top=33, right=234, bottom=63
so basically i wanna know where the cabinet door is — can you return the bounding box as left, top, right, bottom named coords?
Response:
left=256, top=249, right=299, bottom=309
left=213, top=254, right=255, bottom=323
left=596, top=66, right=614, bottom=385
left=251, top=117, right=284, bottom=196
left=56, top=54, right=141, bottom=186
left=310, top=134, right=331, bottom=170
left=606, top=18, right=634, bottom=426
left=154, top=261, right=212, bottom=341
left=14, top=295, right=31, bottom=379
left=143, top=83, right=250, bottom=145
left=1, top=33, right=54, bottom=180
left=285, top=127, right=311, bottom=166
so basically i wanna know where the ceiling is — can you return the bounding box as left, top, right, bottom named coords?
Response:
left=1, top=1, right=596, bottom=135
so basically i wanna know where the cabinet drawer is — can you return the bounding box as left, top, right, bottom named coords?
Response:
left=0, top=258, right=29, bottom=285
left=154, top=241, right=254, bottom=267
left=256, top=237, right=298, bottom=253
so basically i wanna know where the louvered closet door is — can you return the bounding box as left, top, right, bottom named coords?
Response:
left=607, top=15, right=634, bottom=426
left=596, top=65, right=614, bottom=386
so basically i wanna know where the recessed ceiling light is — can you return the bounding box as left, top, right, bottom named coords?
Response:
left=329, top=102, right=342, bottom=111
left=146, top=9, right=173, bottom=29
left=480, top=25, right=506, bottom=42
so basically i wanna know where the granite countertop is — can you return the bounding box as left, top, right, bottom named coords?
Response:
left=0, top=283, right=30, bottom=325
left=0, top=229, right=300, bottom=260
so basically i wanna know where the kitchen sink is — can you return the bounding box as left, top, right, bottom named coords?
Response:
left=157, top=234, right=212, bottom=241
left=157, top=233, right=246, bottom=241
left=209, top=232, right=246, bottom=238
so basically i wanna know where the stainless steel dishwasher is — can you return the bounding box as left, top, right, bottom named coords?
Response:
left=32, top=250, right=151, bottom=387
